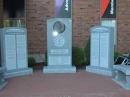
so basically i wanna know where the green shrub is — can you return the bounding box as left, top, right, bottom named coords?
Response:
left=45, top=52, right=48, bottom=64
left=114, top=51, right=122, bottom=60
left=84, top=38, right=90, bottom=65
left=72, top=47, right=84, bottom=65
left=28, top=57, right=36, bottom=67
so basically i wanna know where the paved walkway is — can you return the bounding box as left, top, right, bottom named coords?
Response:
left=0, top=71, right=130, bottom=97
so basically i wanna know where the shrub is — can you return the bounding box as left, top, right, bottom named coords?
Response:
left=114, top=51, right=122, bottom=61
left=28, top=57, right=36, bottom=67
left=84, top=38, right=90, bottom=65
left=72, top=47, right=84, bottom=66
left=45, top=52, right=48, bottom=65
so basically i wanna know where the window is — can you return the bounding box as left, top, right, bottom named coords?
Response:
left=4, top=0, right=25, bottom=18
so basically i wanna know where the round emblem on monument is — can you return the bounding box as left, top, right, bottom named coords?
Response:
left=53, top=21, right=65, bottom=34
left=54, top=36, right=65, bottom=47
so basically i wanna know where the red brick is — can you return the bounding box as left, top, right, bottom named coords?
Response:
left=117, top=0, right=130, bottom=53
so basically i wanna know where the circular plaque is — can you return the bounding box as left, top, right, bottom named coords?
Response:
left=53, top=21, right=65, bottom=34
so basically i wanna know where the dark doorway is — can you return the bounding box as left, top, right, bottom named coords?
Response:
left=4, top=0, right=25, bottom=18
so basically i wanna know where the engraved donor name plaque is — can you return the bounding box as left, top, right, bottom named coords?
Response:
left=43, top=18, right=76, bottom=73
left=86, top=26, right=114, bottom=76
left=1, top=27, right=32, bottom=78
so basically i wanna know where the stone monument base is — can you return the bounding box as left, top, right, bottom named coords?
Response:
left=43, top=65, right=76, bottom=73
left=0, top=68, right=7, bottom=90
left=5, top=68, right=33, bottom=78
left=0, top=81, right=7, bottom=90
left=113, top=79, right=130, bottom=90
left=112, top=65, right=130, bottom=90
left=86, top=66, right=113, bottom=76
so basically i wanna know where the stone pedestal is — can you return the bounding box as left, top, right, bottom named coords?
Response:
left=87, top=66, right=113, bottom=76
left=44, top=65, right=76, bottom=73
left=43, top=18, right=76, bottom=73
left=86, top=26, right=114, bottom=76
left=4, top=68, right=33, bottom=78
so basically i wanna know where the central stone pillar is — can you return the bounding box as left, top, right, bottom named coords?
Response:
left=43, top=18, right=76, bottom=73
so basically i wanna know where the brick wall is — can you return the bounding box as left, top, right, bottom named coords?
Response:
left=25, top=0, right=130, bottom=54
left=0, top=0, right=3, bottom=28
left=26, top=0, right=54, bottom=54
left=73, top=0, right=100, bottom=48
left=117, top=0, right=130, bottom=53
left=26, top=0, right=100, bottom=54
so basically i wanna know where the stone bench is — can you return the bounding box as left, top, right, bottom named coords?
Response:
left=113, top=65, right=130, bottom=90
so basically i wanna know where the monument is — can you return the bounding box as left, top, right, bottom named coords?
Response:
left=1, top=27, right=33, bottom=78
left=43, top=0, right=76, bottom=73
left=86, top=26, right=114, bottom=76
left=43, top=18, right=76, bottom=73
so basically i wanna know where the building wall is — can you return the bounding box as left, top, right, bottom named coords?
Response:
left=26, top=0, right=54, bottom=54
left=73, top=0, right=100, bottom=48
left=26, top=0, right=100, bottom=54
left=0, top=0, right=3, bottom=28
left=117, top=0, right=130, bottom=53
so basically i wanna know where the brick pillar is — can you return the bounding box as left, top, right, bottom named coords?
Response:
left=117, top=0, right=130, bottom=53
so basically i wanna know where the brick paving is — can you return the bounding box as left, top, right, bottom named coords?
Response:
left=0, top=71, right=130, bottom=97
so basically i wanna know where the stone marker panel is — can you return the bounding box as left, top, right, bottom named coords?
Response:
left=86, top=26, right=114, bottom=76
